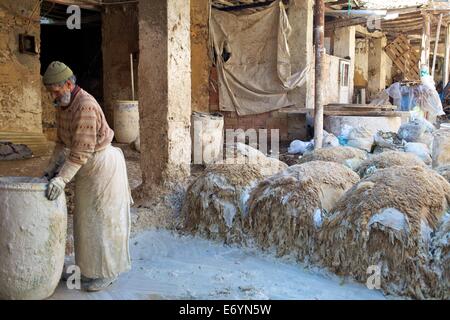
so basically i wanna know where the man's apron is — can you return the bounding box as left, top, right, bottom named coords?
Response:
left=73, top=145, right=132, bottom=279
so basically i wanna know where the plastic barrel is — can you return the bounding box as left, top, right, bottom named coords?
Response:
left=113, top=100, right=139, bottom=144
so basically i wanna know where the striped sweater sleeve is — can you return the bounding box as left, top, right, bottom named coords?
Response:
left=57, top=102, right=99, bottom=183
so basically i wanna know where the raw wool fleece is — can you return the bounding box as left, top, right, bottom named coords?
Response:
left=221, top=142, right=288, bottom=176
left=182, top=164, right=264, bottom=244
left=297, top=146, right=368, bottom=171
left=318, top=166, right=450, bottom=299
left=436, top=165, right=450, bottom=183
left=429, top=214, right=450, bottom=299
left=357, top=151, right=426, bottom=178
left=246, top=161, right=360, bottom=263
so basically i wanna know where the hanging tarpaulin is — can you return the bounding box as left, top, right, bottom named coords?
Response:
left=209, top=0, right=310, bottom=116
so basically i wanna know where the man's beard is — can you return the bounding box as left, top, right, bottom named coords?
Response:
left=56, top=91, right=71, bottom=107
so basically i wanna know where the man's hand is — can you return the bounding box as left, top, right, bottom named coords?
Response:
left=46, top=177, right=66, bottom=201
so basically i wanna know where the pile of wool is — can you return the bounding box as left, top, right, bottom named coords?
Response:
left=297, top=146, right=368, bottom=171
left=246, top=161, right=360, bottom=262
left=318, top=166, right=450, bottom=298
left=356, top=151, right=426, bottom=178
left=221, top=142, right=288, bottom=176
left=182, top=164, right=263, bottom=244
left=436, top=165, right=450, bottom=183
left=429, top=214, right=450, bottom=299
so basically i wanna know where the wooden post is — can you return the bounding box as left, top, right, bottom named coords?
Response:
left=444, top=23, right=450, bottom=85
left=314, top=0, right=325, bottom=149
left=130, top=53, right=135, bottom=101
left=431, top=13, right=443, bottom=80
left=420, top=13, right=431, bottom=68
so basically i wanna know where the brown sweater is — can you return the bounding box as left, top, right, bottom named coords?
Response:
left=56, top=87, right=114, bottom=182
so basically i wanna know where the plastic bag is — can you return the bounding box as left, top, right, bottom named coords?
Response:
left=397, top=117, right=435, bottom=148
left=416, top=75, right=445, bottom=117
left=337, top=124, right=354, bottom=145
left=346, top=126, right=374, bottom=152
left=404, top=142, right=431, bottom=165
left=323, top=130, right=340, bottom=148
left=400, top=85, right=417, bottom=111
left=369, top=90, right=391, bottom=106
left=288, top=139, right=313, bottom=154
left=385, top=82, right=402, bottom=109
left=373, top=130, right=405, bottom=151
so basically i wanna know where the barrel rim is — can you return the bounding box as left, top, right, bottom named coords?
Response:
left=114, top=100, right=139, bottom=104
left=0, top=177, right=48, bottom=191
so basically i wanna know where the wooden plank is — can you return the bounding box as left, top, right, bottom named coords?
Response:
left=321, top=110, right=405, bottom=117
left=384, top=34, right=420, bottom=80
left=278, top=108, right=405, bottom=117
left=325, top=103, right=397, bottom=110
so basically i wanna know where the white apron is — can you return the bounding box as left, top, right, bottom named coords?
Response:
left=73, top=145, right=132, bottom=279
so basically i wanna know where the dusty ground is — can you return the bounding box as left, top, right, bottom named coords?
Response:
left=49, top=228, right=393, bottom=300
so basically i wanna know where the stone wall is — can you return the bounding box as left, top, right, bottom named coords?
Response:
left=0, top=0, right=42, bottom=133
left=102, top=4, right=139, bottom=127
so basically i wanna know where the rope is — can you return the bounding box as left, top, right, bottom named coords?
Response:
left=25, top=0, right=42, bottom=33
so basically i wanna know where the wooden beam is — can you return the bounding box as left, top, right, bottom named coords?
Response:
left=45, top=0, right=100, bottom=11
left=325, top=17, right=367, bottom=31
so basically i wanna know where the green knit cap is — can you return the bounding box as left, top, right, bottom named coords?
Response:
left=43, top=61, right=74, bottom=85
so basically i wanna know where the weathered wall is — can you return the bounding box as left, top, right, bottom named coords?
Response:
left=287, top=0, right=314, bottom=109
left=41, top=80, right=57, bottom=141
left=138, top=0, right=191, bottom=191
left=368, top=36, right=393, bottom=100
left=102, top=4, right=139, bottom=127
left=323, top=54, right=341, bottom=105
left=333, top=26, right=355, bottom=103
left=191, top=0, right=210, bottom=112
left=0, top=1, right=42, bottom=133
left=355, top=38, right=369, bottom=88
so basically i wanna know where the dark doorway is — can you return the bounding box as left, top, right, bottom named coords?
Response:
left=40, top=1, right=103, bottom=103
